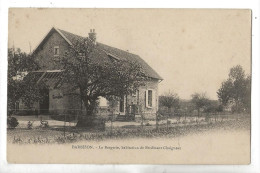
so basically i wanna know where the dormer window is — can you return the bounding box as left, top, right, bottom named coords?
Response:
left=54, top=46, right=60, bottom=56
left=107, top=53, right=120, bottom=61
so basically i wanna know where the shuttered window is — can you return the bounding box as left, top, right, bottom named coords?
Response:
left=145, top=90, right=153, bottom=108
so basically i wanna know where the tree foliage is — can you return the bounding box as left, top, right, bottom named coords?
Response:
left=204, top=101, right=223, bottom=113
left=7, top=48, right=40, bottom=114
left=191, top=92, right=210, bottom=117
left=217, top=65, right=251, bottom=113
left=7, top=116, right=19, bottom=129
left=59, top=39, right=146, bottom=118
left=107, top=96, right=119, bottom=114
left=159, top=91, right=180, bottom=110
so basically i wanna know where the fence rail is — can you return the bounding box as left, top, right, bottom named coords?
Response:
left=8, top=108, right=250, bottom=142
left=9, top=108, right=249, bottom=124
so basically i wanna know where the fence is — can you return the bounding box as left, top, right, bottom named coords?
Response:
left=8, top=107, right=251, bottom=144
left=10, top=107, right=244, bottom=121
left=9, top=107, right=249, bottom=132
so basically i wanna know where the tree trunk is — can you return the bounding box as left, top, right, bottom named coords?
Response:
left=235, top=101, right=239, bottom=121
left=110, top=111, right=113, bottom=135
left=81, top=96, right=98, bottom=117
left=167, top=107, right=169, bottom=130
left=76, top=96, right=104, bottom=129
left=197, top=108, right=200, bottom=124
left=156, top=111, right=158, bottom=131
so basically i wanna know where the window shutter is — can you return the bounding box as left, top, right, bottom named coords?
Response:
left=152, top=90, right=156, bottom=108
left=145, top=90, right=148, bottom=108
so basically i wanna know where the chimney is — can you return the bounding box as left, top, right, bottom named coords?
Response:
left=88, top=29, right=97, bottom=45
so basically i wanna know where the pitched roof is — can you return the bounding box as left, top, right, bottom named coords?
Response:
left=57, top=28, right=86, bottom=46
left=34, top=27, right=163, bottom=80
left=96, top=43, right=163, bottom=80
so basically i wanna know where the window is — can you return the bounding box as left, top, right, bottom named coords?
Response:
left=119, top=96, right=125, bottom=112
left=108, top=53, right=120, bottom=61
left=148, top=90, right=153, bottom=107
left=145, top=90, right=153, bottom=108
left=54, top=46, right=59, bottom=56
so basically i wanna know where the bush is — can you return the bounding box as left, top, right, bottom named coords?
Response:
left=27, top=121, right=33, bottom=129
left=76, top=116, right=106, bottom=130
left=40, top=120, right=49, bottom=128
left=7, top=117, right=19, bottom=129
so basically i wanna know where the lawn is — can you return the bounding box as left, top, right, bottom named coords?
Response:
left=7, top=114, right=250, bottom=144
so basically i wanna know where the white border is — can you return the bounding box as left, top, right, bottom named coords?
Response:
left=0, top=0, right=259, bottom=173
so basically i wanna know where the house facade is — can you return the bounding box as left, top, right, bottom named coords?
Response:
left=18, top=27, right=163, bottom=119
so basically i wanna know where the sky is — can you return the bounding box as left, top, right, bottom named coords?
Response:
left=8, top=8, right=251, bottom=100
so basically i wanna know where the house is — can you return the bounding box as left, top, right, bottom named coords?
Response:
left=17, top=27, right=163, bottom=120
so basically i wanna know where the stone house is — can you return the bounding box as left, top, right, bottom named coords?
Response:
left=17, top=27, right=163, bottom=119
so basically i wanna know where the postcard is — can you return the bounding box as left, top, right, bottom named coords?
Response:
left=7, top=8, right=251, bottom=164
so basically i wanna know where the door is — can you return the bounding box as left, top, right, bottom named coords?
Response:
left=39, top=89, right=49, bottom=114
left=119, top=96, right=125, bottom=114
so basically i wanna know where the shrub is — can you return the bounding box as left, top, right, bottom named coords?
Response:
left=27, top=121, right=33, bottom=129
left=40, top=120, right=49, bottom=128
left=76, top=116, right=106, bottom=131
left=7, top=117, right=19, bottom=129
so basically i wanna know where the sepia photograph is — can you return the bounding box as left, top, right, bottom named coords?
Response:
left=6, top=8, right=251, bottom=164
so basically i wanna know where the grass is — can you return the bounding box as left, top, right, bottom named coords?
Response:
left=7, top=116, right=250, bottom=144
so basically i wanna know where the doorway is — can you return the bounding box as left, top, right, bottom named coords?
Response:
left=39, top=89, right=49, bottom=114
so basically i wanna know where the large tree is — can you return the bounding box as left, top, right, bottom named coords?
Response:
left=191, top=92, right=210, bottom=117
left=59, top=39, right=146, bottom=126
left=159, top=91, right=180, bottom=112
left=217, top=65, right=251, bottom=113
left=7, top=48, right=40, bottom=115
left=159, top=91, right=180, bottom=129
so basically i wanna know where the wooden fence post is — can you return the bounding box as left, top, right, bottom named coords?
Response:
left=110, top=111, right=113, bottom=135
left=64, top=114, right=66, bottom=138
left=156, top=111, right=158, bottom=131
left=166, top=108, right=169, bottom=130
